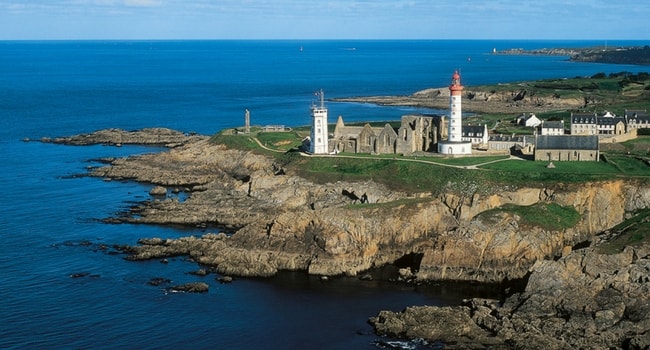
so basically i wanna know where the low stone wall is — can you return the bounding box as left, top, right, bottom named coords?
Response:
left=599, top=128, right=637, bottom=144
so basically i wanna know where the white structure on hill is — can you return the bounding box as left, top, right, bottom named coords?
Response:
left=438, top=70, right=472, bottom=155
left=309, top=89, right=329, bottom=154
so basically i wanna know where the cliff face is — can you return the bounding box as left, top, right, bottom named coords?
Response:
left=370, top=244, right=650, bottom=349
left=95, top=137, right=650, bottom=283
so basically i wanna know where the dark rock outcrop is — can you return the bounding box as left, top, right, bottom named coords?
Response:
left=167, top=282, right=209, bottom=293
left=369, top=244, right=650, bottom=349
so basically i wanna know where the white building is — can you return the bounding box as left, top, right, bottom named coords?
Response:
left=438, top=71, right=472, bottom=155
left=540, top=120, right=565, bottom=136
left=516, top=113, right=542, bottom=128
left=309, top=89, right=329, bottom=154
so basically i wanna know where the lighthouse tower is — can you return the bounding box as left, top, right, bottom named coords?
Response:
left=438, top=70, right=472, bottom=155
left=309, top=89, right=329, bottom=154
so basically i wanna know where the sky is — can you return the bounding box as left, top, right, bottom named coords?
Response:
left=0, top=0, right=649, bottom=40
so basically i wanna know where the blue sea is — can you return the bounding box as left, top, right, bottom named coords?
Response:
left=1, top=40, right=648, bottom=349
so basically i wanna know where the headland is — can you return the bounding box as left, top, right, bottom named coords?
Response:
left=48, top=123, right=650, bottom=349
left=47, top=70, right=650, bottom=348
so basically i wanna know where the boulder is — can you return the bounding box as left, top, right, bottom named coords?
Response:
left=149, top=186, right=167, bottom=196
left=168, top=282, right=209, bottom=293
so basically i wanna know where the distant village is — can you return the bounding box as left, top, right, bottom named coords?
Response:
left=299, top=71, right=650, bottom=162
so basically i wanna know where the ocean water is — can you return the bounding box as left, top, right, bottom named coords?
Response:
left=1, top=40, right=648, bottom=349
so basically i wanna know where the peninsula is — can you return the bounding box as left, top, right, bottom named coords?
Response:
left=51, top=72, right=650, bottom=349
left=494, top=44, right=650, bottom=66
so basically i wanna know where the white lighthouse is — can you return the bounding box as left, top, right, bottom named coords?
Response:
left=438, top=70, right=472, bottom=155
left=309, top=89, right=329, bottom=154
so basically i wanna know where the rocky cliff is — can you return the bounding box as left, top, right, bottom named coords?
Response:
left=79, top=128, right=650, bottom=348
left=90, top=134, right=650, bottom=284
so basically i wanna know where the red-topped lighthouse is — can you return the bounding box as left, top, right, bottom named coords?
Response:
left=448, top=70, right=464, bottom=143
left=438, top=70, right=472, bottom=155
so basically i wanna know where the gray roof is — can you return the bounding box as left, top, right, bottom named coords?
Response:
left=462, top=125, right=486, bottom=136
left=598, top=117, right=626, bottom=126
left=571, top=113, right=597, bottom=124
left=542, top=120, right=565, bottom=129
left=535, top=135, right=599, bottom=150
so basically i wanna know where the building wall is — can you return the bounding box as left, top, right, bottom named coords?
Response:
left=534, top=149, right=599, bottom=161
left=571, top=123, right=598, bottom=135
left=541, top=127, right=564, bottom=136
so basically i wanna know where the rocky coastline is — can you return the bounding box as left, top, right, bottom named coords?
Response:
left=331, top=86, right=586, bottom=114
left=38, top=127, right=206, bottom=147
left=57, top=128, right=650, bottom=348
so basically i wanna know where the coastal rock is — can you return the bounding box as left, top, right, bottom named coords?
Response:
left=46, top=127, right=205, bottom=147
left=369, top=306, right=499, bottom=347
left=332, top=86, right=586, bottom=114
left=369, top=244, right=650, bottom=349
left=149, top=186, right=167, bottom=196
left=78, top=128, right=650, bottom=348
left=97, top=134, right=650, bottom=283
left=167, top=282, right=209, bottom=293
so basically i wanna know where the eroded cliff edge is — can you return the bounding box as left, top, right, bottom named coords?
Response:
left=87, top=132, right=650, bottom=284
left=76, top=128, right=650, bottom=348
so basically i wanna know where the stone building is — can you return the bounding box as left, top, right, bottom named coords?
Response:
left=462, top=124, right=489, bottom=147
left=488, top=135, right=529, bottom=152
left=395, top=114, right=445, bottom=154
left=624, top=109, right=650, bottom=131
left=534, top=135, right=599, bottom=161
left=329, top=114, right=445, bottom=155
left=329, top=116, right=399, bottom=154
left=598, top=113, right=626, bottom=136
left=570, top=112, right=598, bottom=135
left=571, top=110, right=649, bottom=137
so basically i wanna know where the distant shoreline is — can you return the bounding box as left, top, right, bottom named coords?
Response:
left=494, top=45, right=650, bottom=66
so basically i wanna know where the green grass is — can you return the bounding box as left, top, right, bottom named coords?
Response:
left=209, top=132, right=263, bottom=151
left=256, top=131, right=303, bottom=151
left=332, top=153, right=508, bottom=167
left=478, top=203, right=581, bottom=231
left=291, top=156, right=480, bottom=195
left=597, top=209, right=650, bottom=254
left=618, top=136, right=650, bottom=155
left=479, top=159, right=621, bottom=183
left=427, top=155, right=509, bottom=166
